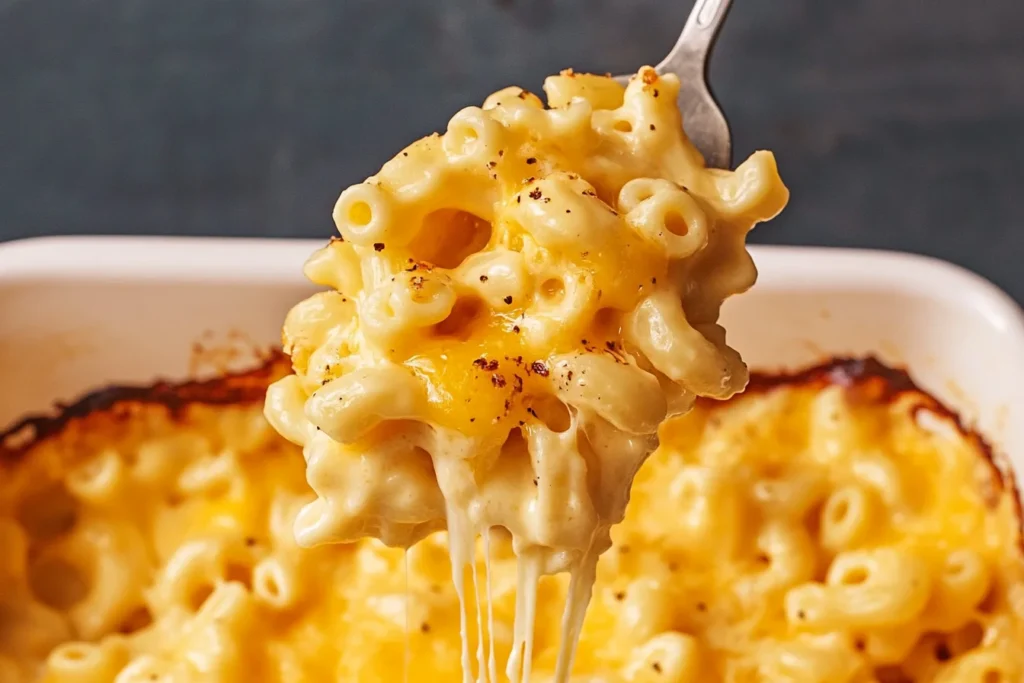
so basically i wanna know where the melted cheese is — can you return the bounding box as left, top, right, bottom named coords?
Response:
left=1, top=361, right=1022, bottom=682
left=264, top=67, right=788, bottom=682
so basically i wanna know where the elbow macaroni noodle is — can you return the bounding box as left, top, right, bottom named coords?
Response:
left=263, top=67, right=787, bottom=681
left=0, top=359, right=1021, bottom=682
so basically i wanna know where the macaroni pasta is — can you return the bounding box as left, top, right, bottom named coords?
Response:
left=263, top=67, right=787, bottom=681
left=0, top=358, right=1020, bottom=682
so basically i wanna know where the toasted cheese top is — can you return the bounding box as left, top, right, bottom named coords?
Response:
left=1, top=358, right=1021, bottom=683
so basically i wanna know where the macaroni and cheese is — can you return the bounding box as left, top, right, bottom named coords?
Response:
left=263, top=67, right=787, bottom=681
left=0, top=357, right=1021, bottom=682
left=4, top=64, right=1020, bottom=683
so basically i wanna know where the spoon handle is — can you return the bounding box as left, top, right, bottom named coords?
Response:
left=658, top=0, right=734, bottom=169
left=660, top=0, right=734, bottom=73
left=611, top=0, right=735, bottom=169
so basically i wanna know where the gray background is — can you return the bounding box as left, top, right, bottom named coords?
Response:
left=2, top=0, right=1022, bottom=299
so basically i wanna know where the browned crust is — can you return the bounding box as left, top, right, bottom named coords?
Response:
left=0, top=351, right=289, bottom=464
left=745, top=356, right=918, bottom=396
left=2, top=353, right=1020, bottom=549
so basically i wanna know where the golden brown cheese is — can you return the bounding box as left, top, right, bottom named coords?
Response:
left=0, top=357, right=1021, bottom=683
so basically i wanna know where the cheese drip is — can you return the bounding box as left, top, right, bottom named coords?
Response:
left=264, top=67, right=789, bottom=682
left=428, top=410, right=655, bottom=683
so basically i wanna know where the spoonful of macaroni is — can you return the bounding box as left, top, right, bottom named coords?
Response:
left=263, top=3, right=786, bottom=682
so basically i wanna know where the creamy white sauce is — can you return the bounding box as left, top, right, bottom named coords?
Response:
left=484, top=531, right=498, bottom=683
left=506, top=549, right=542, bottom=683
left=424, top=419, right=654, bottom=683
left=471, top=557, right=487, bottom=682
left=554, top=542, right=602, bottom=682
left=446, top=504, right=476, bottom=683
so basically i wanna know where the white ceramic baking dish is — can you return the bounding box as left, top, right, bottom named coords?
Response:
left=1, top=236, right=1022, bottom=479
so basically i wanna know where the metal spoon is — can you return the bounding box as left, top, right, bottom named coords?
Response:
left=614, top=0, right=733, bottom=169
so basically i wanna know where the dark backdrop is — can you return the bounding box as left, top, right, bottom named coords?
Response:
left=2, top=0, right=1022, bottom=298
